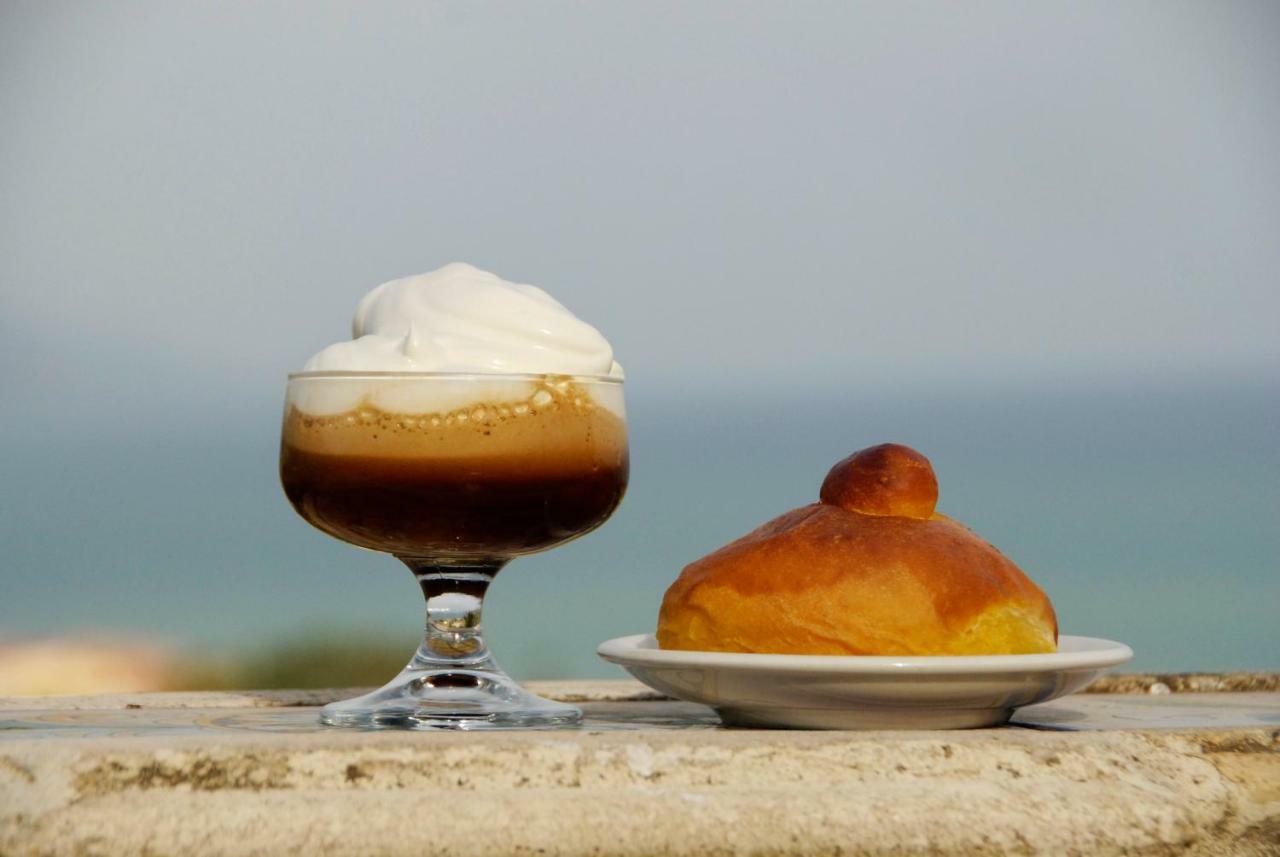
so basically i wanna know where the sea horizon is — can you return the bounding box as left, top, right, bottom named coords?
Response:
left=2, top=373, right=1275, bottom=683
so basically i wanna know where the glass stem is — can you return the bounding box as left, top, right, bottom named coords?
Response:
left=400, top=558, right=508, bottom=669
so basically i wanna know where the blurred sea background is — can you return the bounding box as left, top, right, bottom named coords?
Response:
left=2, top=2, right=1277, bottom=691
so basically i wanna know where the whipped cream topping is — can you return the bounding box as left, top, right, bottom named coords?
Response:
left=293, top=263, right=623, bottom=417
left=303, top=263, right=622, bottom=377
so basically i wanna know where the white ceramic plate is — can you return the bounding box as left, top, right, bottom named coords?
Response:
left=597, top=634, right=1133, bottom=730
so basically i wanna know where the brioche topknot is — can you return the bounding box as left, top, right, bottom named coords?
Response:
left=657, top=443, right=1057, bottom=656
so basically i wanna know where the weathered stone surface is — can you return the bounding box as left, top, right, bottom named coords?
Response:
left=4, top=673, right=1275, bottom=713
left=1086, top=673, right=1280, bottom=694
left=0, top=681, right=660, bottom=711
left=2, top=686, right=1279, bottom=855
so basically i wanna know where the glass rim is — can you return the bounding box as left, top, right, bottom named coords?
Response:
left=287, top=370, right=624, bottom=384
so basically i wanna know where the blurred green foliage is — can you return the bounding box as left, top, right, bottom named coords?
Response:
left=172, top=633, right=411, bottom=690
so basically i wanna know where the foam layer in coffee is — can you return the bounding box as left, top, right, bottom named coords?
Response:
left=283, top=377, right=626, bottom=472
left=287, top=375, right=624, bottom=420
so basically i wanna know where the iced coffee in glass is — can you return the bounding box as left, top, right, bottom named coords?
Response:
left=279, top=264, right=627, bottom=729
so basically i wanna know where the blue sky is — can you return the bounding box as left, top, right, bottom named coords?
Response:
left=2, top=1, right=1277, bottom=425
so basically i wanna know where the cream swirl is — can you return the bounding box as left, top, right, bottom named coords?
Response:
left=293, top=263, right=622, bottom=416
left=303, top=263, right=621, bottom=377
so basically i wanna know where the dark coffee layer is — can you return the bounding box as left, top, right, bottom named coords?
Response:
left=281, top=447, right=627, bottom=557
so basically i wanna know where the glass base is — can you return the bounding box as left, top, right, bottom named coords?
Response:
left=318, top=559, right=580, bottom=730
left=319, top=666, right=582, bottom=731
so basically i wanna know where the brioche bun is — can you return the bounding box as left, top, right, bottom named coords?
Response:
left=657, top=444, right=1057, bottom=656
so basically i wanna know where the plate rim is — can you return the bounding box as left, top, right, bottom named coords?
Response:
left=597, top=633, right=1133, bottom=674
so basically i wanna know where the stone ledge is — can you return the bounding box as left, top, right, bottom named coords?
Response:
left=0, top=681, right=659, bottom=711
left=3, top=723, right=1278, bottom=855
left=1085, top=673, right=1280, bottom=694
left=2, top=689, right=1279, bottom=856
left=2, top=673, right=1276, bottom=712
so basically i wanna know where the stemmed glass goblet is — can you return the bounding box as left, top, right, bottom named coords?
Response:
left=280, top=372, right=628, bottom=729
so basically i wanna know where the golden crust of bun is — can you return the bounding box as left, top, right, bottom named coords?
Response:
left=657, top=444, right=1057, bottom=656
